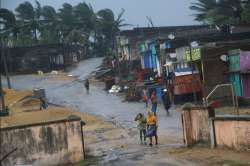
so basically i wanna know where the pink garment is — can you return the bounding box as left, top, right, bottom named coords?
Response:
left=242, top=75, right=250, bottom=98
left=240, top=51, right=250, bottom=71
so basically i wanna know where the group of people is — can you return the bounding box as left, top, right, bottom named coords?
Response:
left=134, top=111, right=158, bottom=146
left=84, top=79, right=170, bottom=146
left=143, top=88, right=171, bottom=116
left=135, top=88, right=172, bottom=146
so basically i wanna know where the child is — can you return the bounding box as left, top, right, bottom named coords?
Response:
left=134, top=113, right=147, bottom=144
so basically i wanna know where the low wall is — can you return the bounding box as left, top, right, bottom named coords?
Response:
left=0, top=116, right=85, bottom=166
left=213, top=116, right=250, bottom=151
left=181, top=107, right=210, bottom=146
left=181, top=107, right=250, bottom=151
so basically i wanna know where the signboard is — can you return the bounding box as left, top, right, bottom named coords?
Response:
left=184, top=48, right=201, bottom=61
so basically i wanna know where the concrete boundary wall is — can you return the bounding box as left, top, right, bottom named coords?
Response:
left=181, top=107, right=210, bottom=146
left=213, top=116, right=250, bottom=151
left=0, top=116, right=85, bottom=166
left=182, top=107, right=250, bottom=151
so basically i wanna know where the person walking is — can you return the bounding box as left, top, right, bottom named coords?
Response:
left=84, top=79, right=90, bottom=94
left=142, top=89, right=149, bottom=108
left=134, top=113, right=147, bottom=145
left=146, top=111, right=158, bottom=146
left=150, top=90, right=158, bottom=115
left=40, top=97, right=48, bottom=110
left=162, top=89, right=171, bottom=116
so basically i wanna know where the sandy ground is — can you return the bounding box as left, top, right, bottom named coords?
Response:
left=2, top=58, right=250, bottom=166
left=1, top=88, right=33, bottom=107
left=0, top=88, right=103, bottom=128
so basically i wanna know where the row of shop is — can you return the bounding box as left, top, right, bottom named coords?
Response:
left=137, top=40, right=204, bottom=104
left=123, top=32, right=250, bottom=105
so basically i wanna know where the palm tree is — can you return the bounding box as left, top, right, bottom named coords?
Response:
left=241, top=0, right=250, bottom=23
left=73, top=2, right=96, bottom=54
left=0, top=8, right=16, bottom=88
left=190, top=0, right=216, bottom=24
left=66, top=29, right=86, bottom=45
left=97, top=8, right=128, bottom=52
left=0, top=8, right=16, bottom=31
left=15, top=1, right=42, bottom=43
left=40, top=5, right=60, bottom=43
left=0, top=8, right=19, bottom=46
left=74, top=2, right=95, bottom=31
left=9, top=1, right=128, bottom=57
left=58, top=3, right=76, bottom=42
left=190, top=0, right=244, bottom=24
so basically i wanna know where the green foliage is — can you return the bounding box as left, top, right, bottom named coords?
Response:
left=74, top=2, right=95, bottom=31
left=58, top=3, right=76, bottom=40
left=15, top=1, right=35, bottom=21
left=39, top=5, right=60, bottom=44
left=97, top=8, right=127, bottom=55
left=0, top=1, right=128, bottom=57
left=0, top=8, right=17, bottom=44
left=190, top=0, right=249, bottom=25
left=241, top=3, right=250, bottom=23
left=66, top=29, right=87, bottom=45
left=15, top=1, right=42, bottom=42
left=0, top=8, right=16, bottom=30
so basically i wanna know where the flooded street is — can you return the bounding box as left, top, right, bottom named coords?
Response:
left=3, top=58, right=190, bottom=165
left=3, top=1, right=250, bottom=165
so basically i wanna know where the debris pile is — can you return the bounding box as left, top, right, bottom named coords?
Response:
left=93, top=57, right=147, bottom=102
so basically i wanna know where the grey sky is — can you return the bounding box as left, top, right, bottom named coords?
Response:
left=2, top=0, right=199, bottom=29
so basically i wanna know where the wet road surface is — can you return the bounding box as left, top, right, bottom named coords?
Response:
left=3, top=58, right=192, bottom=165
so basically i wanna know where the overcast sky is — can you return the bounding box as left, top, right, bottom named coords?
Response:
left=2, top=0, right=200, bottom=29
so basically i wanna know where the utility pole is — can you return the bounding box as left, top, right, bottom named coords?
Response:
left=0, top=50, right=6, bottom=112
left=116, top=33, right=121, bottom=79
left=188, top=40, right=198, bottom=103
left=2, top=46, right=11, bottom=89
left=0, top=74, right=5, bottom=112
left=0, top=0, right=12, bottom=89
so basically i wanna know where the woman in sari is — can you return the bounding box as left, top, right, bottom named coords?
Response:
left=146, top=111, right=158, bottom=146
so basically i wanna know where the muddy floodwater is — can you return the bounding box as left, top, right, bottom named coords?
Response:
left=3, top=58, right=193, bottom=165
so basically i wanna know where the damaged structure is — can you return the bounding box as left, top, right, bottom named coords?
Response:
left=0, top=44, right=86, bottom=73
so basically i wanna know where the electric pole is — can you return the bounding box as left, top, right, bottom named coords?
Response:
left=0, top=0, right=6, bottom=110
left=0, top=46, right=6, bottom=112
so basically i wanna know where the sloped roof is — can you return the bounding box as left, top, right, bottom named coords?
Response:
left=120, top=25, right=217, bottom=38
